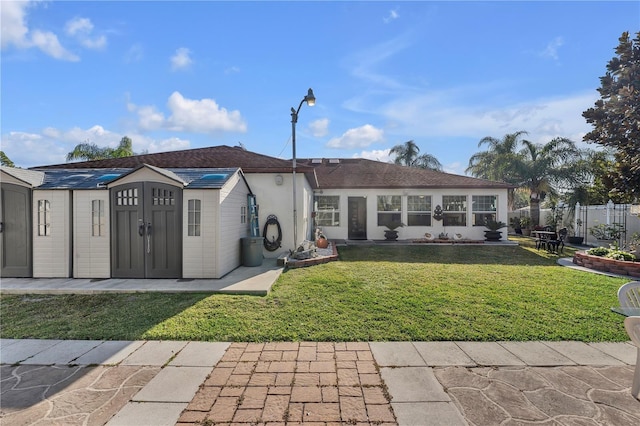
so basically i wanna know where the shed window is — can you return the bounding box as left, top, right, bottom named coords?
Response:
left=442, top=195, right=467, bottom=226
left=472, top=195, right=497, bottom=226
left=91, top=199, right=105, bottom=236
left=116, top=188, right=138, bottom=206
left=240, top=206, right=247, bottom=224
left=407, top=195, right=432, bottom=226
left=377, top=195, right=401, bottom=227
left=188, top=199, right=201, bottom=236
left=315, top=196, right=340, bottom=226
left=38, top=200, right=51, bottom=236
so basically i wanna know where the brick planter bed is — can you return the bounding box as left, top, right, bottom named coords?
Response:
left=573, top=251, right=640, bottom=278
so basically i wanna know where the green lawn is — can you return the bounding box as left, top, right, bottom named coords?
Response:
left=0, top=240, right=630, bottom=342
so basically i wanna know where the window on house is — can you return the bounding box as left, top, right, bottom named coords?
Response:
left=188, top=199, right=201, bottom=236
left=38, top=199, right=51, bottom=236
left=91, top=199, right=105, bottom=236
left=240, top=206, right=247, bottom=224
left=472, top=195, right=497, bottom=226
left=407, top=195, right=432, bottom=226
left=442, top=195, right=467, bottom=226
left=377, top=195, right=401, bottom=227
left=315, top=196, right=340, bottom=226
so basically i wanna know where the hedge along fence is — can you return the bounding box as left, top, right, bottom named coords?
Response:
left=573, top=251, right=640, bottom=278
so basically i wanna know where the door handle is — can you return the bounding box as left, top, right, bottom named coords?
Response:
left=146, top=223, right=152, bottom=254
left=0, top=222, right=3, bottom=233
left=138, top=223, right=145, bottom=236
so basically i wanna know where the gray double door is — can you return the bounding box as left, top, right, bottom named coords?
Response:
left=0, top=183, right=32, bottom=277
left=111, top=182, right=182, bottom=278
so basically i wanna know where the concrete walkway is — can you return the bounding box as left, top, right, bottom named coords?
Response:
left=1, top=339, right=639, bottom=425
left=0, top=258, right=283, bottom=296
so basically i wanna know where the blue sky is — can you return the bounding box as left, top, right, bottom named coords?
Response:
left=2, top=1, right=638, bottom=174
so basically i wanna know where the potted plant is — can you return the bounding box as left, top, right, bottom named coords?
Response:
left=589, top=223, right=623, bottom=246
left=383, top=221, right=404, bottom=241
left=483, top=219, right=507, bottom=241
left=567, top=220, right=584, bottom=245
left=509, top=217, right=522, bottom=235
left=520, top=216, right=532, bottom=236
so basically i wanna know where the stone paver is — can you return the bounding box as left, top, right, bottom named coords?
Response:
left=499, top=341, right=575, bottom=366
left=177, top=341, right=396, bottom=425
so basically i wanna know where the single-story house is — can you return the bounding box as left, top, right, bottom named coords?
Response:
left=0, top=145, right=511, bottom=279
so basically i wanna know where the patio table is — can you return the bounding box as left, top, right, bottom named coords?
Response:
left=611, top=306, right=640, bottom=400
left=611, top=306, right=640, bottom=317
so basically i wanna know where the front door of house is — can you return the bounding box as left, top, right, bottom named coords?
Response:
left=111, top=182, right=182, bottom=278
left=348, top=197, right=367, bottom=240
left=0, top=183, right=32, bottom=277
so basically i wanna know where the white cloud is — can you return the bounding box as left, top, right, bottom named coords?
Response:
left=171, top=47, right=193, bottom=71
left=540, top=36, right=564, bottom=60
left=124, top=43, right=143, bottom=63
left=1, top=126, right=193, bottom=168
left=128, top=92, right=247, bottom=134
left=326, top=124, right=384, bottom=149
left=1, top=1, right=79, bottom=61
left=353, top=149, right=392, bottom=163
left=383, top=9, right=399, bottom=23
left=225, top=66, right=240, bottom=74
left=309, top=118, right=329, bottom=137
left=65, top=17, right=106, bottom=49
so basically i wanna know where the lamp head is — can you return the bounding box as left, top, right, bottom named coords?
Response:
left=305, top=88, right=316, bottom=106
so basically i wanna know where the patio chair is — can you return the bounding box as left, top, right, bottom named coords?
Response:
left=618, top=281, right=640, bottom=307
left=547, top=227, right=567, bottom=253
left=624, top=316, right=640, bottom=399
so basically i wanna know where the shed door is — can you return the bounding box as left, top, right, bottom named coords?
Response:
left=111, top=182, right=182, bottom=278
left=0, top=183, right=32, bottom=277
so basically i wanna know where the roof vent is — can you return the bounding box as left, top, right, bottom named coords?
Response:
left=202, top=173, right=228, bottom=180
left=311, top=158, right=322, bottom=164
left=329, top=159, right=340, bottom=164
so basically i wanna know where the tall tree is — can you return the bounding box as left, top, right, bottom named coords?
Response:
left=467, top=132, right=585, bottom=226
left=0, top=151, right=15, bottom=167
left=67, top=136, right=135, bottom=161
left=389, top=140, right=442, bottom=171
left=467, top=131, right=527, bottom=209
left=583, top=31, right=640, bottom=201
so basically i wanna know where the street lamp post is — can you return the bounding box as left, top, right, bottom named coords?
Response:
left=290, top=88, right=316, bottom=249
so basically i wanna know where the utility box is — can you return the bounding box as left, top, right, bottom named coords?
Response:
left=241, top=237, right=263, bottom=267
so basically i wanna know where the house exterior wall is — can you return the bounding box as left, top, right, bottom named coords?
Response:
left=183, top=189, right=218, bottom=278
left=217, top=171, right=251, bottom=277
left=314, top=187, right=510, bottom=241
left=244, top=172, right=313, bottom=256
left=32, top=190, right=71, bottom=277
left=73, top=190, right=110, bottom=278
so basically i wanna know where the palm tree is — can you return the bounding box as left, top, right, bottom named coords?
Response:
left=0, top=151, right=15, bottom=167
left=467, top=132, right=586, bottom=226
left=67, top=136, right=134, bottom=161
left=389, top=140, right=442, bottom=171
left=467, top=131, right=528, bottom=210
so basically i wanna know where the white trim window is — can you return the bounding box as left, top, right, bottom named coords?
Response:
left=38, top=199, right=51, bottom=236
left=240, top=206, right=247, bottom=224
left=407, top=195, right=432, bottom=226
left=472, top=195, right=497, bottom=226
left=187, top=199, right=201, bottom=237
left=91, top=199, right=105, bottom=236
left=377, top=195, right=401, bottom=227
left=442, top=195, right=467, bottom=226
left=315, top=195, right=340, bottom=227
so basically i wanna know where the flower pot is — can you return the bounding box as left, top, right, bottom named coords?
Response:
left=567, top=236, right=584, bottom=245
left=384, top=230, right=399, bottom=241
left=316, top=237, right=329, bottom=249
left=484, top=230, right=502, bottom=241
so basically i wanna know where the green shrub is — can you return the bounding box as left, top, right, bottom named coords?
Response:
left=586, top=246, right=637, bottom=261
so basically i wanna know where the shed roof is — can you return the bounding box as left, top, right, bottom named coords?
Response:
left=34, top=167, right=241, bottom=189
left=1, top=167, right=45, bottom=187
left=299, top=158, right=513, bottom=189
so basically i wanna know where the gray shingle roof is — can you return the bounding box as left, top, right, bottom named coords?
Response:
left=299, top=158, right=512, bottom=189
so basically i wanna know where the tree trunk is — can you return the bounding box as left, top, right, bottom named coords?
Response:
left=530, top=197, right=541, bottom=226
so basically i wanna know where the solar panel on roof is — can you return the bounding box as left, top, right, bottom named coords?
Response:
left=202, top=173, right=228, bottom=180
